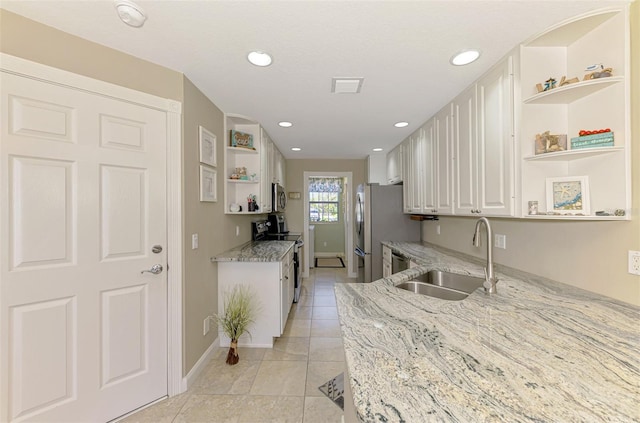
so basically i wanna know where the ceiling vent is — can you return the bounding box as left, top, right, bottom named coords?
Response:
left=331, top=78, right=364, bottom=94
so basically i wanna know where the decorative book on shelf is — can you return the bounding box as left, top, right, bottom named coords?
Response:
left=570, top=132, right=614, bottom=150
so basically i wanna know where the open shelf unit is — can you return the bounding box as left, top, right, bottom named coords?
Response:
left=518, top=7, right=631, bottom=220
left=224, top=114, right=264, bottom=215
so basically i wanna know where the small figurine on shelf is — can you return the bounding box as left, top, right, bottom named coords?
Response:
left=559, top=75, right=579, bottom=86
left=535, top=131, right=566, bottom=154
left=236, top=167, right=248, bottom=181
left=536, top=77, right=558, bottom=93
left=543, top=77, right=557, bottom=91
left=583, top=64, right=613, bottom=80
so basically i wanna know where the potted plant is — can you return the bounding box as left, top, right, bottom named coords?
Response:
left=214, top=285, right=259, bottom=365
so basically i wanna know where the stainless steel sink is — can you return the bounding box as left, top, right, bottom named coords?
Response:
left=395, top=281, right=469, bottom=301
left=395, top=270, right=484, bottom=300
left=412, top=270, right=484, bottom=294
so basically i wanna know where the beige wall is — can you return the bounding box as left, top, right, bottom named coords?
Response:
left=181, top=78, right=255, bottom=374
left=422, top=2, right=640, bottom=306
left=0, top=9, right=183, bottom=101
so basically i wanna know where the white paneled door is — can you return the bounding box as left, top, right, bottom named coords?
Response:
left=1, top=72, right=168, bottom=422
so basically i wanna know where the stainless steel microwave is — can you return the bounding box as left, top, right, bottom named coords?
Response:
left=272, top=183, right=287, bottom=212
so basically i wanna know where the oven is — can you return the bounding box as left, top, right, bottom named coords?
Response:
left=252, top=219, right=303, bottom=302
left=268, top=232, right=303, bottom=303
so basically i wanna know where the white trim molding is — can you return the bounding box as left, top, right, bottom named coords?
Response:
left=303, top=171, right=355, bottom=278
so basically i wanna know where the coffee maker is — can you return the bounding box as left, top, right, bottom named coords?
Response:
left=267, top=213, right=288, bottom=234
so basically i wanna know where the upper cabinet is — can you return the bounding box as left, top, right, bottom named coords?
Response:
left=453, top=56, right=515, bottom=216
left=398, top=7, right=630, bottom=221
left=224, top=114, right=286, bottom=214
left=434, top=104, right=454, bottom=215
left=519, top=7, right=630, bottom=220
left=386, top=143, right=403, bottom=185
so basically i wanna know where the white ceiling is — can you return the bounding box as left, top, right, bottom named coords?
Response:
left=1, top=0, right=628, bottom=159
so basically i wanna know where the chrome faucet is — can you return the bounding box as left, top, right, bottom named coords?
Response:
left=472, top=217, right=498, bottom=294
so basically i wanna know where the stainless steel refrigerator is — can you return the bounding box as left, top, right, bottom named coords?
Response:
left=354, top=183, right=421, bottom=282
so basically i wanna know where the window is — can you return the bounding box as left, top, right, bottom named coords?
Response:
left=309, top=192, right=340, bottom=222
left=309, top=177, right=342, bottom=223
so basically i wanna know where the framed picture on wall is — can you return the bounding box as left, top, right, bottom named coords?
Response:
left=199, top=126, right=217, bottom=167
left=545, top=176, right=590, bottom=215
left=200, top=165, right=217, bottom=202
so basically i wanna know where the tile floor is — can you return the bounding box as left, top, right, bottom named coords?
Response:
left=121, top=266, right=354, bottom=423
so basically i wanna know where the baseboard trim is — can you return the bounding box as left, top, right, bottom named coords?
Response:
left=184, top=337, right=219, bottom=390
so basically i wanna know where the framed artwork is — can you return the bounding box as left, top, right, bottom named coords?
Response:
left=230, top=130, right=254, bottom=149
left=546, top=176, right=590, bottom=215
left=199, top=126, right=217, bottom=167
left=200, top=165, right=217, bottom=202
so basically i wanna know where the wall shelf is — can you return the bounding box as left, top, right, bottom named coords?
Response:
left=227, top=179, right=259, bottom=184
left=518, top=7, right=630, bottom=220
left=523, top=214, right=627, bottom=221
left=523, top=77, right=623, bottom=105
left=523, top=146, right=623, bottom=161
left=227, top=146, right=258, bottom=155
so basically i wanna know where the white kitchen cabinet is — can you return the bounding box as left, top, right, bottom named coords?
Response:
left=434, top=104, right=454, bottom=214
left=519, top=8, right=630, bottom=220
left=273, top=146, right=286, bottom=187
left=386, top=143, right=403, bottom=185
left=406, top=131, right=423, bottom=214
left=453, top=56, right=515, bottom=216
left=421, top=118, right=437, bottom=213
left=367, top=154, right=387, bottom=185
left=217, top=247, right=294, bottom=348
left=401, top=136, right=412, bottom=213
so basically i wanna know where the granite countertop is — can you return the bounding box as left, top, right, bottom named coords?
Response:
left=210, top=240, right=294, bottom=262
left=335, top=241, right=640, bottom=422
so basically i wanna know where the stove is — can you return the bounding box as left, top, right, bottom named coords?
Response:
left=252, top=219, right=304, bottom=303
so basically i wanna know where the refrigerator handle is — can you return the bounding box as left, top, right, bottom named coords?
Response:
left=354, top=247, right=369, bottom=257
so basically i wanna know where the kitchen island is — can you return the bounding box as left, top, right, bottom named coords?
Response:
left=212, top=240, right=295, bottom=347
left=335, top=242, right=639, bottom=422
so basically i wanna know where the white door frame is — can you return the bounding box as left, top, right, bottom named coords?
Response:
left=0, top=53, right=184, bottom=398
left=303, top=171, right=356, bottom=278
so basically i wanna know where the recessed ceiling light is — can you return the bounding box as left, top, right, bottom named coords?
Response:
left=278, top=121, right=293, bottom=128
left=450, top=49, right=481, bottom=66
left=394, top=122, right=409, bottom=128
left=291, top=147, right=301, bottom=151
left=373, top=148, right=383, bottom=152
left=247, top=51, right=272, bottom=67
left=114, top=0, right=147, bottom=27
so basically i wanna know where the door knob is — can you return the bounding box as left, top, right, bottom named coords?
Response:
left=141, top=264, right=163, bottom=275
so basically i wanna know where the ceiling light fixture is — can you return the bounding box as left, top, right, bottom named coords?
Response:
left=247, top=51, right=273, bottom=67
left=331, top=77, right=364, bottom=94
left=291, top=147, right=301, bottom=151
left=450, top=49, right=481, bottom=66
left=114, top=0, right=147, bottom=28
left=394, top=121, right=409, bottom=128
left=278, top=121, right=293, bottom=128
left=373, top=148, right=383, bottom=152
